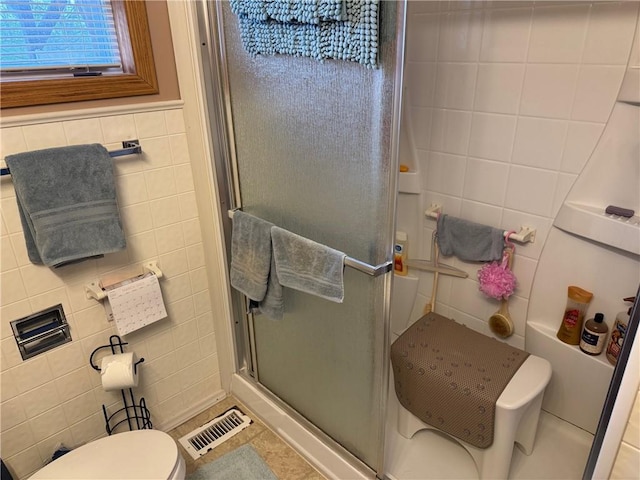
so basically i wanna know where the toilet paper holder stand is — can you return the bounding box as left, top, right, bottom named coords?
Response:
left=89, top=334, right=152, bottom=435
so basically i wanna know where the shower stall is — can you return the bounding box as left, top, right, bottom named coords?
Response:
left=193, top=1, right=639, bottom=479
left=195, top=1, right=405, bottom=476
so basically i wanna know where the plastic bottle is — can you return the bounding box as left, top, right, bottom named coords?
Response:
left=606, top=297, right=635, bottom=365
left=580, top=313, right=608, bottom=355
left=394, top=231, right=408, bottom=276
left=557, top=286, right=593, bottom=345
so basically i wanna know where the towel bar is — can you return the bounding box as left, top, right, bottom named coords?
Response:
left=0, top=140, right=142, bottom=176
left=425, top=204, right=537, bottom=244
left=228, top=209, right=393, bottom=277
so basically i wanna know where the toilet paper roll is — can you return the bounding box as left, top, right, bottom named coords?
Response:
left=100, top=353, right=139, bottom=391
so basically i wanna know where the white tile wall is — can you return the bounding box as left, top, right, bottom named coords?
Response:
left=527, top=5, right=590, bottom=64
left=480, top=7, right=532, bottom=63
left=512, top=117, right=568, bottom=170
left=571, top=65, right=626, bottom=122
left=468, top=113, right=516, bottom=162
left=582, top=2, right=639, bottom=65
left=0, top=108, right=221, bottom=479
left=474, top=63, right=526, bottom=115
left=560, top=121, right=604, bottom=174
left=405, top=1, right=638, bottom=349
left=434, top=63, right=478, bottom=110
left=520, top=64, right=580, bottom=119
left=403, top=8, right=639, bottom=471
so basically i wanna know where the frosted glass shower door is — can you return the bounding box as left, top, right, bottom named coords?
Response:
left=218, top=1, right=403, bottom=471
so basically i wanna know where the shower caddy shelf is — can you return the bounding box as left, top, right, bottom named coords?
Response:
left=554, top=201, right=640, bottom=256
left=529, top=321, right=615, bottom=369
left=89, top=335, right=152, bottom=435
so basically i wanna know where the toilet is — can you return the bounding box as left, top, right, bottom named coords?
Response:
left=29, top=430, right=186, bottom=480
left=391, top=275, right=552, bottom=480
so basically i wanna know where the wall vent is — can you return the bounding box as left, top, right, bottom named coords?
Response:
left=178, top=407, right=251, bottom=460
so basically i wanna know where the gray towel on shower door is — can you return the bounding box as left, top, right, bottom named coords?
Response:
left=271, top=226, right=346, bottom=303
left=5, top=144, right=126, bottom=267
left=230, top=211, right=274, bottom=301
left=436, top=214, right=504, bottom=262
left=231, top=211, right=283, bottom=320
left=254, top=254, right=284, bottom=321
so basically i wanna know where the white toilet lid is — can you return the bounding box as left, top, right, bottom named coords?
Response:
left=29, top=430, right=179, bottom=479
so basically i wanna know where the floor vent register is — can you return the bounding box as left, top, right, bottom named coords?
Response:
left=178, top=407, right=252, bottom=460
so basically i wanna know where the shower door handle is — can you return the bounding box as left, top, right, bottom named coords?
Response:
left=344, top=257, right=392, bottom=277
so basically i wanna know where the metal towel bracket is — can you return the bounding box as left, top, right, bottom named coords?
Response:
left=0, top=140, right=142, bottom=176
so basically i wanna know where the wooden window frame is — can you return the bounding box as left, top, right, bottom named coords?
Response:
left=1, top=0, right=159, bottom=109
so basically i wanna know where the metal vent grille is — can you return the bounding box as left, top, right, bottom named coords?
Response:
left=178, top=408, right=252, bottom=460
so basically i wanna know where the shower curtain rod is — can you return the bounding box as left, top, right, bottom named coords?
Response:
left=228, top=209, right=393, bottom=277
left=0, top=140, right=142, bottom=177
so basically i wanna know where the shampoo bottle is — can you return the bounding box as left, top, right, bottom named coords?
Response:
left=579, top=313, right=608, bottom=355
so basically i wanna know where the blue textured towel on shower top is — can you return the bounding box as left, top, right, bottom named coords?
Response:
left=231, top=0, right=345, bottom=23
left=232, top=0, right=379, bottom=68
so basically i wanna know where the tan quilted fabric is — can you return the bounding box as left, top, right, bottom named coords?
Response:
left=391, top=312, right=529, bottom=448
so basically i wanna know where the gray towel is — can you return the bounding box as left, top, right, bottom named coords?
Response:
left=250, top=255, right=284, bottom=321
left=436, top=214, right=504, bottom=262
left=230, top=211, right=274, bottom=301
left=271, top=226, right=346, bottom=303
left=5, top=144, right=126, bottom=267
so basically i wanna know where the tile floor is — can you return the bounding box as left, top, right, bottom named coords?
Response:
left=168, top=396, right=327, bottom=480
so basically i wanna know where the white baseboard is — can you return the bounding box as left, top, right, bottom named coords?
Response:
left=155, top=389, right=227, bottom=432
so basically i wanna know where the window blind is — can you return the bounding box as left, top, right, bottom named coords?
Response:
left=0, top=0, right=122, bottom=72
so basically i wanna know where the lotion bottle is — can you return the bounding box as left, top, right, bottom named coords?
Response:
left=557, top=286, right=593, bottom=345
left=394, top=231, right=408, bottom=276
left=606, top=297, right=635, bottom=365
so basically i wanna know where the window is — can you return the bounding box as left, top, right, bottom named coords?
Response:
left=1, top=0, right=122, bottom=73
left=0, top=0, right=158, bottom=108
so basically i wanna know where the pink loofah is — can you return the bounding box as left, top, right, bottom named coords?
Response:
left=478, top=250, right=517, bottom=300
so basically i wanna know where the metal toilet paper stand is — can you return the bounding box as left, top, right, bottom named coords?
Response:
left=89, top=335, right=152, bottom=434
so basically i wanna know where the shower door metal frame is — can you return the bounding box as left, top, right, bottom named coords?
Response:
left=195, top=0, right=256, bottom=380
left=194, top=1, right=407, bottom=477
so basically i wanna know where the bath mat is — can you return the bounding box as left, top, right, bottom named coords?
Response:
left=186, top=444, right=277, bottom=480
